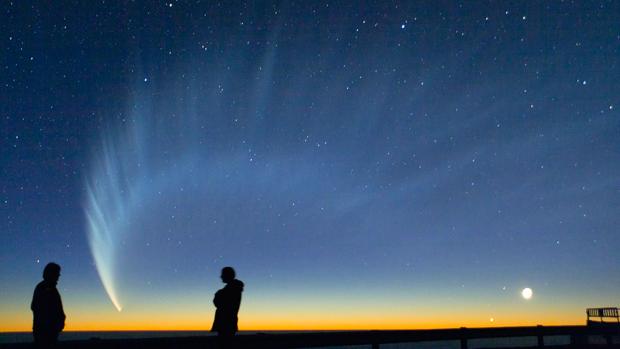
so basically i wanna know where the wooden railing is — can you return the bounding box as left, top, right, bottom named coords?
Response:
left=588, top=307, right=620, bottom=324
left=1, top=325, right=618, bottom=348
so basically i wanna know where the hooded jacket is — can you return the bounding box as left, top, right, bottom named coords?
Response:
left=211, top=279, right=244, bottom=333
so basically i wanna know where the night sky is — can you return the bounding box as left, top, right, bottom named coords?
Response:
left=2, top=1, right=619, bottom=331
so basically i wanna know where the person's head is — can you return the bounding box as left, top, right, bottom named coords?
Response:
left=220, top=266, right=236, bottom=284
left=43, top=262, right=61, bottom=284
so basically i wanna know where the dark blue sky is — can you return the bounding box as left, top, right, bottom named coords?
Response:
left=1, top=1, right=619, bottom=330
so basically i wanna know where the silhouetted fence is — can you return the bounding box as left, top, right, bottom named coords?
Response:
left=1, top=325, right=619, bottom=349
left=588, top=307, right=620, bottom=324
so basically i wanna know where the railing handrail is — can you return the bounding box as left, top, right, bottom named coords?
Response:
left=0, top=325, right=618, bottom=349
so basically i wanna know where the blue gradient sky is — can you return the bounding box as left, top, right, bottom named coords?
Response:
left=1, top=1, right=619, bottom=330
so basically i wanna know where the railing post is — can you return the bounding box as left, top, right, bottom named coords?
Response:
left=605, top=333, right=613, bottom=346
left=460, top=327, right=468, bottom=349
left=570, top=332, right=586, bottom=346
left=536, top=325, right=544, bottom=347
left=371, top=330, right=380, bottom=349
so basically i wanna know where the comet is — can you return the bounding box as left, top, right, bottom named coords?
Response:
left=84, top=131, right=138, bottom=312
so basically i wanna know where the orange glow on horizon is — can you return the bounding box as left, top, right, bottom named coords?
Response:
left=1, top=310, right=584, bottom=332
left=0, top=291, right=587, bottom=332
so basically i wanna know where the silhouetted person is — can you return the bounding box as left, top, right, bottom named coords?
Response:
left=211, top=267, right=244, bottom=349
left=31, top=263, right=65, bottom=348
